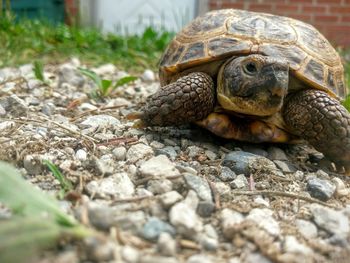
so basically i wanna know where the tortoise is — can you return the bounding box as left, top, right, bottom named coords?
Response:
left=130, top=9, right=350, bottom=171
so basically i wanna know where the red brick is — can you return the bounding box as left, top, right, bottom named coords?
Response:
left=316, top=0, right=342, bottom=3
left=221, top=2, right=245, bottom=9
left=289, top=14, right=314, bottom=23
left=314, top=15, right=340, bottom=22
left=275, top=4, right=300, bottom=13
left=329, top=6, right=350, bottom=13
left=341, top=15, right=350, bottom=22
left=302, top=5, right=327, bottom=13
left=247, top=3, right=274, bottom=12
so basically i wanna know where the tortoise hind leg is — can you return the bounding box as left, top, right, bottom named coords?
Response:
left=130, top=72, right=215, bottom=127
left=283, top=89, right=350, bottom=173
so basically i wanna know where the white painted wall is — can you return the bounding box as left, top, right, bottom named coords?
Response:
left=83, top=0, right=198, bottom=35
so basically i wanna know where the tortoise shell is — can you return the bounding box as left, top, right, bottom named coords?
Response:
left=159, top=9, right=347, bottom=100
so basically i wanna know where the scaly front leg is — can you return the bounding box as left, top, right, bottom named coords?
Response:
left=283, top=89, right=350, bottom=173
left=129, top=72, right=215, bottom=127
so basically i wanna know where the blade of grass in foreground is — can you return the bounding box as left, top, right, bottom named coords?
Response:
left=0, top=161, right=93, bottom=263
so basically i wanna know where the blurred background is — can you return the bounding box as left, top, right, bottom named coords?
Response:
left=5, top=0, right=350, bottom=46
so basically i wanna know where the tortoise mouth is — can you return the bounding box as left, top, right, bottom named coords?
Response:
left=217, top=92, right=284, bottom=116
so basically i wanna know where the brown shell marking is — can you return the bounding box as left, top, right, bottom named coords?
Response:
left=159, top=9, right=346, bottom=99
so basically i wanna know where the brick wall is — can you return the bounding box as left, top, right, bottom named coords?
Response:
left=208, top=0, right=350, bottom=47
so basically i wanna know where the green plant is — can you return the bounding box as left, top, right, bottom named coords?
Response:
left=43, top=160, right=73, bottom=198
left=78, top=67, right=137, bottom=97
left=0, top=161, right=92, bottom=263
left=33, top=60, right=46, bottom=82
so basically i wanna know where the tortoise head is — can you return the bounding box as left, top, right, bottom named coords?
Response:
left=217, top=54, right=289, bottom=116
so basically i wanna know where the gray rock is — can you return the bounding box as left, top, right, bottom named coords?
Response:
left=87, top=204, right=114, bottom=230
left=0, top=95, right=28, bottom=117
left=204, top=150, right=217, bottom=161
left=85, top=172, right=135, bottom=199
left=310, top=204, right=349, bottom=236
left=220, top=208, right=245, bottom=239
left=187, top=146, right=202, bottom=158
left=332, top=177, right=350, bottom=197
left=126, top=143, right=153, bottom=163
left=150, top=141, right=165, bottom=149
left=242, top=145, right=268, bottom=157
left=155, top=146, right=178, bottom=160
left=199, top=224, right=219, bottom=251
left=273, top=160, right=296, bottom=173
left=246, top=208, right=280, bottom=236
left=42, top=102, right=56, bottom=116
left=139, top=255, right=179, bottom=263
left=245, top=253, right=272, bottom=263
left=93, top=63, right=117, bottom=76
left=147, top=179, right=173, bottom=194
left=142, top=217, right=176, bottom=241
left=184, top=190, right=200, bottom=210
left=113, top=210, right=147, bottom=233
left=186, top=254, right=213, bottom=263
left=218, top=166, right=237, bottom=182
left=223, top=151, right=279, bottom=176
left=169, top=201, right=203, bottom=237
left=159, top=191, right=183, bottom=208
left=0, top=121, right=15, bottom=131
left=183, top=173, right=212, bottom=202
left=75, top=149, right=87, bottom=161
left=211, top=182, right=231, bottom=197
left=84, top=237, right=115, bottom=262
left=93, top=155, right=115, bottom=175
left=141, top=69, right=155, bottom=82
left=295, top=219, right=318, bottom=239
left=23, top=154, right=44, bottom=175
left=197, top=201, right=216, bottom=217
left=139, top=155, right=180, bottom=178
left=157, top=232, right=177, bottom=256
left=81, top=114, right=120, bottom=129
left=58, top=65, right=85, bottom=88
left=121, top=245, right=139, bottom=263
left=306, top=177, right=336, bottom=201
left=283, top=235, right=313, bottom=256
left=112, top=146, right=127, bottom=161
left=175, top=165, right=197, bottom=175
left=267, top=146, right=288, bottom=160
left=230, top=174, right=248, bottom=189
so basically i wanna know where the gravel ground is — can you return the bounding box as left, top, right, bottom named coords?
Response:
left=0, top=59, right=350, bottom=263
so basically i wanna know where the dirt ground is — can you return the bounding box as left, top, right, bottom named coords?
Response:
left=0, top=59, right=350, bottom=263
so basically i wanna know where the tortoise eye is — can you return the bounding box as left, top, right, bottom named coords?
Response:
left=244, top=62, right=258, bottom=75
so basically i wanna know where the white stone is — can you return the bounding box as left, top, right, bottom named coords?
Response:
left=284, top=235, right=313, bottom=256
left=141, top=69, right=155, bottom=82
left=169, top=201, right=203, bottom=237
left=186, top=254, right=213, bottom=263
left=0, top=121, right=15, bottom=131
left=112, top=146, right=127, bottom=161
left=75, top=149, right=87, bottom=161
left=295, top=219, right=318, bottom=239
left=220, top=208, right=245, bottom=239
left=139, top=155, right=179, bottom=178
left=159, top=191, right=183, bottom=208
left=126, top=143, right=153, bottom=163
left=121, top=245, right=139, bottom=263
left=81, top=114, right=120, bottom=128
left=310, top=204, right=349, bottom=236
left=85, top=172, right=135, bottom=199
left=93, top=63, right=117, bottom=75
left=246, top=208, right=280, bottom=236
left=332, top=177, right=350, bottom=197
left=157, top=232, right=177, bottom=256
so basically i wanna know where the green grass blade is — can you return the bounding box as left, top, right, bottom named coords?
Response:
left=78, top=67, right=102, bottom=88
left=0, top=217, right=61, bottom=263
left=43, top=160, right=73, bottom=193
left=101, top=79, right=113, bottom=95
left=33, top=60, right=45, bottom=82
left=0, top=161, right=76, bottom=226
left=114, top=75, right=138, bottom=88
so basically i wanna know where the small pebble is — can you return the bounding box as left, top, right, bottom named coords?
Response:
left=159, top=191, right=183, bottom=208
left=112, top=146, right=127, bottom=161
left=230, top=174, right=248, bottom=189
left=218, top=166, right=237, bottom=182
left=183, top=173, right=213, bottom=202
left=197, top=201, right=216, bottom=217
left=76, top=149, right=87, bottom=161
left=139, top=155, right=180, bottom=178
left=307, top=177, right=336, bottom=201
left=331, top=177, right=350, bottom=197
left=142, top=217, right=176, bottom=241
left=157, top=232, right=177, bottom=256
